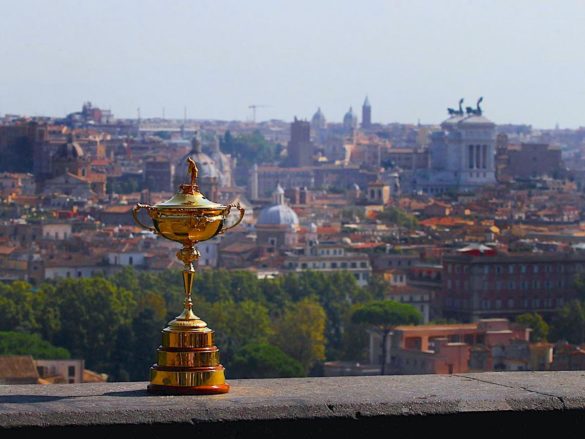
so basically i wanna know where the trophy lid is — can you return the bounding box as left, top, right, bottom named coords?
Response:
left=153, top=158, right=226, bottom=210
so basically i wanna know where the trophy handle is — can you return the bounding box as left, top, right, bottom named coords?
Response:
left=132, top=203, right=156, bottom=233
left=220, top=202, right=245, bottom=233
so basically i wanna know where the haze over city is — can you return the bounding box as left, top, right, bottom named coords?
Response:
left=1, top=0, right=585, bottom=127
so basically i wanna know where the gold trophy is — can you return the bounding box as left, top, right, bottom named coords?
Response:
left=132, top=157, right=244, bottom=395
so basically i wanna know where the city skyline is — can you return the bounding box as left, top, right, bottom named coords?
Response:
left=1, top=1, right=585, bottom=127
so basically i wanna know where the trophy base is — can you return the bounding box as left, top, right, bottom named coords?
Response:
left=147, top=383, right=230, bottom=395
left=148, top=326, right=230, bottom=395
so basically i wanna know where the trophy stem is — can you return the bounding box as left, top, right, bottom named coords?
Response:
left=182, top=268, right=195, bottom=312
left=168, top=244, right=207, bottom=329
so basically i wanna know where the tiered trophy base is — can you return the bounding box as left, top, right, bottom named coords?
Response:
left=147, top=324, right=230, bottom=395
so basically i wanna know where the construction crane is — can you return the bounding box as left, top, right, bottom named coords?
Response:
left=248, top=104, right=271, bottom=123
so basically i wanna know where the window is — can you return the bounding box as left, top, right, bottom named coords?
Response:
left=508, top=280, right=516, bottom=290
left=360, top=262, right=367, bottom=268
left=129, top=256, right=133, bottom=265
left=521, top=265, right=527, bottom=273
left=351, top=262, right=357, bottom=268
left=331, top=262, right=337, bottom=269
left=507, top=299, right=514, bottom=308
left=68, top=366, right=75, bottom=377
left=495, top=266, right=502, bottom=274
left=508, top=265, right=514, bottom=274
left=533, top=265, right=539, bottom=273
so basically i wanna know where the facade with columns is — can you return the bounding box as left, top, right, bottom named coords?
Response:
left=416, top=110, right=496, bottom=194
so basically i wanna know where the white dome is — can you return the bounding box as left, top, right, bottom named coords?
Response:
left=257, top=204, right=299, bottom=226
left=311, top=107, right=326, bottom=129
left=210, top=136, right=233, bottom=187
left=179, top=135, right=220, bottom=179
left=179, top=151, right=219, bottom=178
left=343, top=106, right=357, bottom=129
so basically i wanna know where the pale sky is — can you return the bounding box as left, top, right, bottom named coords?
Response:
left=1, top=0, right=584, bottom=128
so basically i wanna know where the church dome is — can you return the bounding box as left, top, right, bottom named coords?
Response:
left=257, top=184, right=299, bottom=226
left=179, top=135, right=219, bottom=179
left=257, top=204, right=299, bottom=226
left=343, top=107, right=357, bottom=129
left=311, top=107, right=326, bottom=129
left=209, top=135, right=234, bottom=187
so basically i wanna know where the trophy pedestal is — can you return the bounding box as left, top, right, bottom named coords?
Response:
left=147, top=326, right=230, bottom=395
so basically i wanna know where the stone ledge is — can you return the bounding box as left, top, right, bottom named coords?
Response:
left=1, top=372, right=585, bottom=438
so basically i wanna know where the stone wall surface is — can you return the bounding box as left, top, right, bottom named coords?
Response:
left=0, top=372, right=584, bottom=438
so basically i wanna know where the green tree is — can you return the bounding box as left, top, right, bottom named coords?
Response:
left=0, top=331, right=70, bottom=359
left=220, top=130, right=279, bottom=184
left=378, top=206, right=419, bottom=230
left=230, top=342, right=304, bottom=378
left=340, top=309, right=370, bottom=362
left=39, top=278, right=136, bottom=371
left=198, top=299, right=273, bottom=364
left=352, top=300, right=422, bottom=374
left=0, top=281, right=39, bottom=332
left=516, top=312, right=549, bottom=342
left=279, top=271, right=370, bottom=359
left=272, top=298, right=326, bottom=374
left=366, top=274, right=390, bottom=301
left=551, top=301, right=585, bottom=344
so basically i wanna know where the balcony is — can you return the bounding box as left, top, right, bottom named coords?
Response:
left=0, top=372, right=583, bottom=438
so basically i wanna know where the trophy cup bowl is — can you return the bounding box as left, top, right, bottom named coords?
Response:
left=132, top=158, right=244, bottom=395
